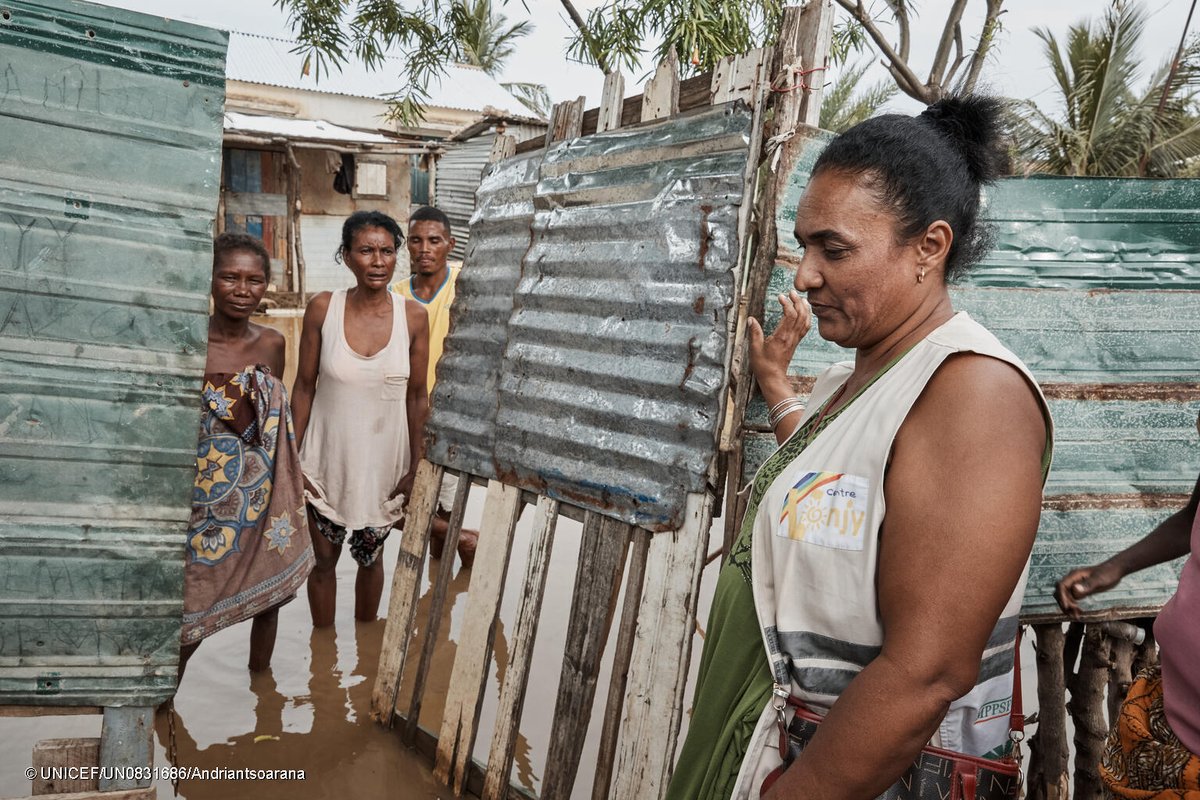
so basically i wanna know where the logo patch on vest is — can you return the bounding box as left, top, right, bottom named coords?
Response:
left=776, top=471, right=870, bottom=550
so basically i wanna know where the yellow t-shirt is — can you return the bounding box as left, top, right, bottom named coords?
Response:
left=391, top=267, right=458, bottom=392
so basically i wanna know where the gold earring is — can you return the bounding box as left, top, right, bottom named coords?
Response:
left=917, top=267, right=925, bottom=284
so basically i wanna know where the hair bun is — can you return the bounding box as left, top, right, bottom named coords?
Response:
left=919, top=95, right=1009, bottom=184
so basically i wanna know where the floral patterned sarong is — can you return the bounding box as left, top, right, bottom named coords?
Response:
left=1101, top=665, right=1200, bottom=798
left=182, top=367, right=314, bottom=643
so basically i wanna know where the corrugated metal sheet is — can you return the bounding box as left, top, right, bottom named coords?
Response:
left=744, top=129, right=1200, bottom=621
left=0, top=0, right=227, bottom=706
left=438, top=134, right=497, bottom=260
left=429, top=103, right=754, bottom=530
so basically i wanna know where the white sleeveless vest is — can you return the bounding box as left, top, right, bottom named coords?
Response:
left=733, top=312, right=1052, bottom=798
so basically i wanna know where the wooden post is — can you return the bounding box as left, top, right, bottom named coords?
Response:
left=97, top=708, right=153, bottom=791
left=591, top=528, right=651, bottom=800
left=1067, top=625, right=1111, bottom=800
left=795, top=0, right=834, bottom=127
left=370, top=459, right=445, bottom=723
left=434, top=480, right=523, bottom=794
left=545, top=96, right=587, bottom=147
left=285, top=144, right=306, bottom=299
left=1107, top=636, right=1135, bottom=725
left=540, top=514, right=632, bottom=800
left=720, top=1, right=832, bottom=551
left=481, top=496, right=561, bottom=800
left=403, top=471, right=472, bottom=745
left=1026, top=623, right=1069, bottom=800
left=610, top=493, right=714, bottom=800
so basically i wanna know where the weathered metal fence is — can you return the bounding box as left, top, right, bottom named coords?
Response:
left=0, top=0, right=227, bottom=795
left=369, top=5, right=835, bottom=799
left=735, top=133, right=1200, bottom=799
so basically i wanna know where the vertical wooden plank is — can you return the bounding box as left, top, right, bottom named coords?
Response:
left=611, top=492, right=713, bottom=800
left=370, top=459, right=445, bottom=723
left=31, top=738, right=100, bottom=794
left=641, top=52, right=680, bottom=122
left=709, top=47, right=768, bottom=105
left=481, top=496, right=561, bottom=800
left=403, top=471, right=472, bottom=745
left=598, top=72, right=626, bottom=133
left=490, top=134, right=517, bottom=163
left=1067, top=625, right=1110, bottom=800
left=97, top=707, right=153, bottom=791
left=540, top=514, right=631, bottom=800
left=435, top=480, right=524, bottom=794
left=591, top=527, right=651, bottom=800
left=545, top=96, right=586, bottom=147
left=795, top=0, right=835, bottom=127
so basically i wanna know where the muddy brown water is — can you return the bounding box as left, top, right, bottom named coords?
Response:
left=0, top=494, right=721, bottom=800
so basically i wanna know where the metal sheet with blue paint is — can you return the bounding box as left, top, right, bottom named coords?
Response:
left=744, top=130, right=1200, bottom=621
left=0, top=0, right=226, bottom=705
left=427, top=103, right=753, bottom=530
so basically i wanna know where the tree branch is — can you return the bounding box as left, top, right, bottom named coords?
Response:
left=881, top=0, right=910, bottom=62
left=832, top=0, right=930, bottom=102
left=927, top=0, right=968, bottom=93
left=944, top=21, right=967, bottom=88
left=558, top=0, right=614, bottom=74
left=959, top=0, right=1004, bottom=95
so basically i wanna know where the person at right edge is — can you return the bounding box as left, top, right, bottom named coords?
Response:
left=665, top=95, right=1053, bottom=799
left=1055, top=457, right=1200, bottom=794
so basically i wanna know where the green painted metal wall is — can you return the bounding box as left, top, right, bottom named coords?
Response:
left=744, top=131, right=1199, bottom=622
left=0, top=0, right=226, bottom=705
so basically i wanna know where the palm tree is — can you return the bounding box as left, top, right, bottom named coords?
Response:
left=453, top=0, right=550, bottom=118
left=819, top=58, right=899, bottom=133
left=1011, top=1, right=1200, bottom=177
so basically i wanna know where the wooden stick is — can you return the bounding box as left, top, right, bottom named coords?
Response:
left=404, top=471, right=472, bottom=745
left=1067, top=625, right=1110, bottom=800
left=540, top=514, right=631, bottom=800
left=1107, top=636, right=1135, bottom=726
left=591, top=527, right=651, bottom=800
left=598, top=72, right=626, bottom=133
left=481, top=496, right=561, bottom=800
left=1027, top=623, right=1069, bottom=800
left=370, top=459, right=445, bottom=723
left=611, top=493, right=713, bottom=800
left=434, top=480, right=523, bottom=794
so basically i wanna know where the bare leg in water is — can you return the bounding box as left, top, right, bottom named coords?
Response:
left=355, top=556, right=385, bottom=622
left=307, top=511, right=341, bottom=628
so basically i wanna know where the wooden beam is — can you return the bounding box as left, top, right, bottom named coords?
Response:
left=403, top=471, right=472, bottom=745
left=0, top=707, right=101, bottom=717
left=222, top=191, right=287, bottom=217
left=32, top=738, right=100, bottom=795
left=610, top=493, right=713, bottom=800
left=370, top=459, right=445, bottom=723
left=796, top=0, right=835, bottom=127
left=435, top=480, right=523, bottom=794
left=481, top=496, right=561, bottom=800
left=97, top=707, right=153, bottom=791
left=591, top=527, right=651, bottom=800
left=540, top=514, right=631, bottom=800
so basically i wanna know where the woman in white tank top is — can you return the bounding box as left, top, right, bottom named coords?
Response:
left=667, top=97, right=1052, bottom=800
left=291, top=211, right=430, bottom=627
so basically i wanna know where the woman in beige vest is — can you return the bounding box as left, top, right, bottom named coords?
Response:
left=668, top=97, right=1052, bottom=799
left=292, top=211, right=430, bottom=627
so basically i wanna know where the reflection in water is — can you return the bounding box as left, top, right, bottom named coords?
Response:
left=158, top=622, right=444, bottom=799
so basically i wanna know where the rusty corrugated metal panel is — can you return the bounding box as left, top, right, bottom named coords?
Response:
left=746, top=130, right=1199, bottom=620
left=0, top=0, right=226, bottom=706
left=429, top=103, right=753, bottom=530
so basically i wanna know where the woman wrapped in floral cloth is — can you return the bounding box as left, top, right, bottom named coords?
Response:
left=181, top=233, right=314, bottom=680
left=1056, top=434, right=1200, bottom=797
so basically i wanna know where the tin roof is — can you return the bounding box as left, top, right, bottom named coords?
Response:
left=224, top=111, right=394, bottom=144
left=226, top=31, right=531, bottom=118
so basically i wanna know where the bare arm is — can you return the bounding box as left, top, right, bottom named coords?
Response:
left=1055, top=472, right=1199, bottom=618
left=391, top=300, right=429, bottom=501
left=765, top=355, right=1047, bottom=799
left=290, top=293, right=330, bottom=451
left=262, top=327, right=286, bottom=380
left=748, top=291, right=812, bottom=444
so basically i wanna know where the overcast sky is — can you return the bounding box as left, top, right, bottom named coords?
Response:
left=90, top=0, right=1193, bottom=116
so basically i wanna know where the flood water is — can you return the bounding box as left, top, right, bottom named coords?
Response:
left=0, top=493, right=722, bottom=800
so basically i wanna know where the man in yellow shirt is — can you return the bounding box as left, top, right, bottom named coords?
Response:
left=392, top=206, right=478, bottom=567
